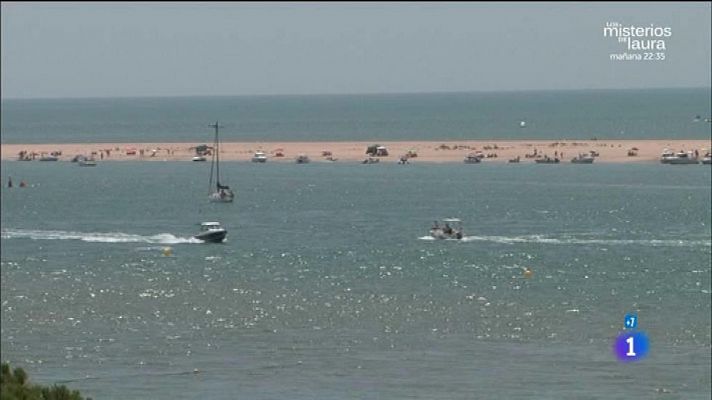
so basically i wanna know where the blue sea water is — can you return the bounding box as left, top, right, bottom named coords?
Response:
left=1, top=160, right=710, bottom=399
left=1, top=88, right=711, bottom=144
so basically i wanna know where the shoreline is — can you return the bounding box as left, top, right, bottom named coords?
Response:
left=2, top=139, right=710, bottom=164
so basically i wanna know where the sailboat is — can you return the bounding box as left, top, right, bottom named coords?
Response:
left=208, top=121, right=235, bottom=203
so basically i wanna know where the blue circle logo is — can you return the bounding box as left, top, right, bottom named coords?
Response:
left=613, top=331, right=649, bottom=362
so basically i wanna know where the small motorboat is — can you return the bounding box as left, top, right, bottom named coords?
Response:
left=663, top=150, right=698, bottom=165
left=700, top=151, right=711, bottom=165
left=362, top=157, right=380, bottom=164
left=464, top=153, right=482, bottom=164
left=571, top=153, right=594, bottom=164
left=78, top=158, right=97, bottom=167
left=192, top=156, right=207, bottom=162
left=194, top=222, right=227, bottom=243
left=251, top=151, right=268, bottom=163
left=535, top=156, right=559, bottom=164
left=430, top=218, right=464, bottom=240
left=659, top=149, right=675, bottom=164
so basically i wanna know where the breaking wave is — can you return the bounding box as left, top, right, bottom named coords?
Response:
left=1, top=229, right=202, bottom=244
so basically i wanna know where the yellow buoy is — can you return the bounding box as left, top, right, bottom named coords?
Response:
left=523, top=267, right=533, bottom=278
left=162, top=247, right=173, bottom=257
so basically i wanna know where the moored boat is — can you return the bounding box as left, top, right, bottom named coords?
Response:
left=701, top=151, right=711, bottom=165
left=207, top=122, right=235, bottom=202
left=252, top=151, right=268, bottom=163
left=535, top=156, right=559, bottom=164
left=571, top=153, right=594, bottom=164
left=662, top=150, right=698, bottom=165
left=464, top=153, right=482, bottom=164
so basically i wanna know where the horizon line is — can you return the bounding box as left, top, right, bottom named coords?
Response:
left=2, top=85, right=710, bottom=102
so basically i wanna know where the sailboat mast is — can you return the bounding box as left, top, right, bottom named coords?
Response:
left=215, top=121, right=220, bottom=187
left=208, top=121, right=221, bottom=189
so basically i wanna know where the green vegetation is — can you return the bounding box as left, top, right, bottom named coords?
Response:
left=1, top=362, right=91, bottom=400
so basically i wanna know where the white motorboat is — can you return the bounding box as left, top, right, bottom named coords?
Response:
left=252, top=151, right=268, bottom=163
left=78, top=158, right=97, bottom=167
left=659, top=149, right=676, bottom=164
left=571, top=153, right=594, bottom=164
left=430, top=218, right=464, bottom=240
left=192, top=156, right=207, bottom=162
left=663, top=150, right=698, bottom=165
left=701, top=152, right=711, bottom=165
left=207, top=122, right=235, bottom=202
left=535, top=156, right=560, bottom=164
left=362, top=157, right=380, bottom=164
left=194, top=222, right=227, bottom=243
left=464, top=153, right=482, bottom=164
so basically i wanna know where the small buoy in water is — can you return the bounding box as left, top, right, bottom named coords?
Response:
left=523, top=267, right=533, bottom=278
left=193, top=368, right=200, bottom=374
left=162, top=247, right=173, bottom=256
left=520, top=121, right=526, bottom=128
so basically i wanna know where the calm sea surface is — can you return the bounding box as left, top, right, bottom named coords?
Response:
left=1, top=160, right=710, bottom=399
left=1, top=88, right=711, bottom=143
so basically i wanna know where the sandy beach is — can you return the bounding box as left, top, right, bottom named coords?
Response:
left=2, top=139, right=710, bottom=164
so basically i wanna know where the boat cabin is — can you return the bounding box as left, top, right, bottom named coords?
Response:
left=200, top=222, right=223, bottom=231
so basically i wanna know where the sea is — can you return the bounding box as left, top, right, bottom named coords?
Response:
left=1, top=88, right=711, bottom=143
left=1, top=89, right=711, bottom=399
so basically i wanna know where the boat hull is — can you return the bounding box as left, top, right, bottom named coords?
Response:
left=430, top=229, right=463, bottom=240
left=194, top=229, right=227, bottom=243
left=666, top=158, right=699, bottom=165
left=571, top=158, right=594, bottom=164
left=209, top=190, right=234, bottom=203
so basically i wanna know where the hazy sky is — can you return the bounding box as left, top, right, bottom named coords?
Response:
left=1, top=2, right=710, bottom=99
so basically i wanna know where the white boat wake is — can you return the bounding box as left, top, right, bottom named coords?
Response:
left=1, top=229, right=202, bottom=244
left=419, top=234, right=711, bottom=248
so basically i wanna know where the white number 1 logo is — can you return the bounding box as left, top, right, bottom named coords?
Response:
left=626, top=336, right=636, bottom=356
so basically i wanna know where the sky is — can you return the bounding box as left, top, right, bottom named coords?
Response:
left=1, top=2, right=710, bottom=99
